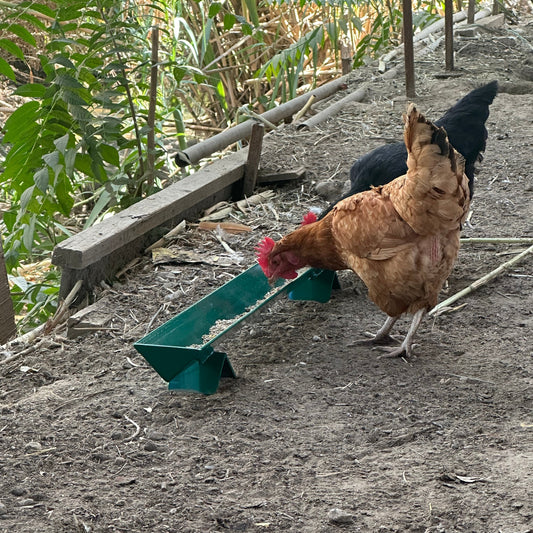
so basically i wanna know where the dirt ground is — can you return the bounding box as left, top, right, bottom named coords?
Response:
left=1, top=15, right=533, bottom=533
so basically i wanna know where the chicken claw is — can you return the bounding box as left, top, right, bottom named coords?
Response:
left=376, top=309, right=426, bottom=359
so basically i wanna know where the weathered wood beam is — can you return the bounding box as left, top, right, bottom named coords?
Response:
left=241, top=123, right=265, bottom=198
left=257, top=167, right=306, bottom=184
left=52, top=148, right=249, bottom=298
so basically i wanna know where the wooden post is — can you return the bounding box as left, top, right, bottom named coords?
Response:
left=241, top=123, right=264, bottom=198
left=402, top=0, right=415, bottom=98
left=467, top=0, right=476, bottom=24
left=445, top=0, right=454, bottom=71
left=340, top=39, right=353, bottom=76
left=0, top=233, right=16, bottom=344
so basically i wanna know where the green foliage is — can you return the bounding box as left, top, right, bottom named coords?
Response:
left=9, top=268, right=60, bottom=333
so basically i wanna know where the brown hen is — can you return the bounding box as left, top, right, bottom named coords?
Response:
left=256, top=104, right=470, bottom=358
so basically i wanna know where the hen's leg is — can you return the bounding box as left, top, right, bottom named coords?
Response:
left=356, top=315, right=399, bottom=346
left=378, top=308, right=426, bottom=358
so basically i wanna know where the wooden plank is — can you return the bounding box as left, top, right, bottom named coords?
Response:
left=256, top=166, right=306, bottom=184
left=52, top=147, right=249, bottom=272
left=0, top=235, right=16, bottom=344
left=241, top=123, right=264, bottom=198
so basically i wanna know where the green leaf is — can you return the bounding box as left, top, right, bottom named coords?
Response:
left=55, top=177, right=74, bottom=216
left=43, top=151, right=60, bottom=169
left=173, top=66, right=186, bottom=84
left=22, top=2, right=55, bottom=18
left=0, top=38, right=25, bottom=60
left=34, top=168, right=50, bottom=193
left=223, top=13, right=236, bottom=31
left=54, top=73, right=84, bottom=89
left=22, top=220, right=35, bottom=254
left=54, top=134, right=70, bottom=154
left=193, top=72, right=206, bottom=83
left=2, top=101, right=40, bottom=143
left=351, top=16, right=363, bottom=33
left=243, top=0, right=260, bottom=26
left=50, top=55, right=76, bottom=70
left=15, top=83, right=47, bottom=98
left=64, top=148, right=77, bottom=177
left=60, top=88, right=89, bottom=106
left=99, top=144, right=120, bottom=167
left=19, top=13, right=47, bottom=32
left=0, top=57, right=15, bottom=81
left=84, top=189, right=111, bottom=229
left=6, top=23, right=37, bottom=47
left=74, top=153, right=95, bottom=178
left=208, top=3, right=222, bottom=17
left=20, top=186, right=35, bottom=214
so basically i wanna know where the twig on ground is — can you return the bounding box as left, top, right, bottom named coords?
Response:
left=460, top=237, right=533, bottom=244
left=123, top=415, right=141, bottom=442
left=430, top=245, right=533, bottom=316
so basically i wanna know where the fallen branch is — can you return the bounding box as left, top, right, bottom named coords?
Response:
left=145, top=220, right=187, bottom=252
left=123, top=415, right=141, bottom=442
left=0, top=279, right=84, bottom=354
left=460, top=237, right=533, bottom=245
left=43, top=280, right=84, bottom=335
left=292, top=95, right=316, bottom=122
left=430, top=245, right=533, bottom=316
left=0, top=344, right=37, bottom=366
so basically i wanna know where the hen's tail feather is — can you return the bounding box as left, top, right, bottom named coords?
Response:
left=391, top=105, right=469, bottom=235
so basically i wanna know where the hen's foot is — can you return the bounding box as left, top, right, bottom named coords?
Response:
left=376, top=309, right=426, bottom=359
left=376, top=342, right=418, bottom=359
left=355, top=332, right=402, bottom=346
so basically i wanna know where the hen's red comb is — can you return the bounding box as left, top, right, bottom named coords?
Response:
left=255, top=236, right=276, bottom=275
left=301, top=211, right=317, bottom=225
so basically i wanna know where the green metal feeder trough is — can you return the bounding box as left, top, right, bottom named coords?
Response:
left=134, top=265, right=338, bottom=394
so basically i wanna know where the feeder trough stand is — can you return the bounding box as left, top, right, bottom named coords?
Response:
left=134, top=265, right=339, bottom=394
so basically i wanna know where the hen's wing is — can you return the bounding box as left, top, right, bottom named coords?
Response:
left=329, top=188, right=418, bottom=262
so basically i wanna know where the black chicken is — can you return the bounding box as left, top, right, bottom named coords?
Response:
left=320, top=81, right=498, bottom=217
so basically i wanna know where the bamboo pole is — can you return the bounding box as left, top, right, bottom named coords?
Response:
left=380, top=8, right=491, bottom=67
left=174, top=76, right=350, bottom=167
left=146, top=26, right=159, bottom=190
left=296, top=86, right=366, bottom=130
left=460, top=238, right=533, bottom=245
left=429, top=245, right=533, bottom=316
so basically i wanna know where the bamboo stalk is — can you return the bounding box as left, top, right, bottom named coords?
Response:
left=460, top=238, right=533, bottom=244
left=429, top=245, right=533, bottom=316
left=146, top=26, right=159, bottom=191
left=297, top=86, right=366, bottom=130
left=175, top=76, right=350, bottom=166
